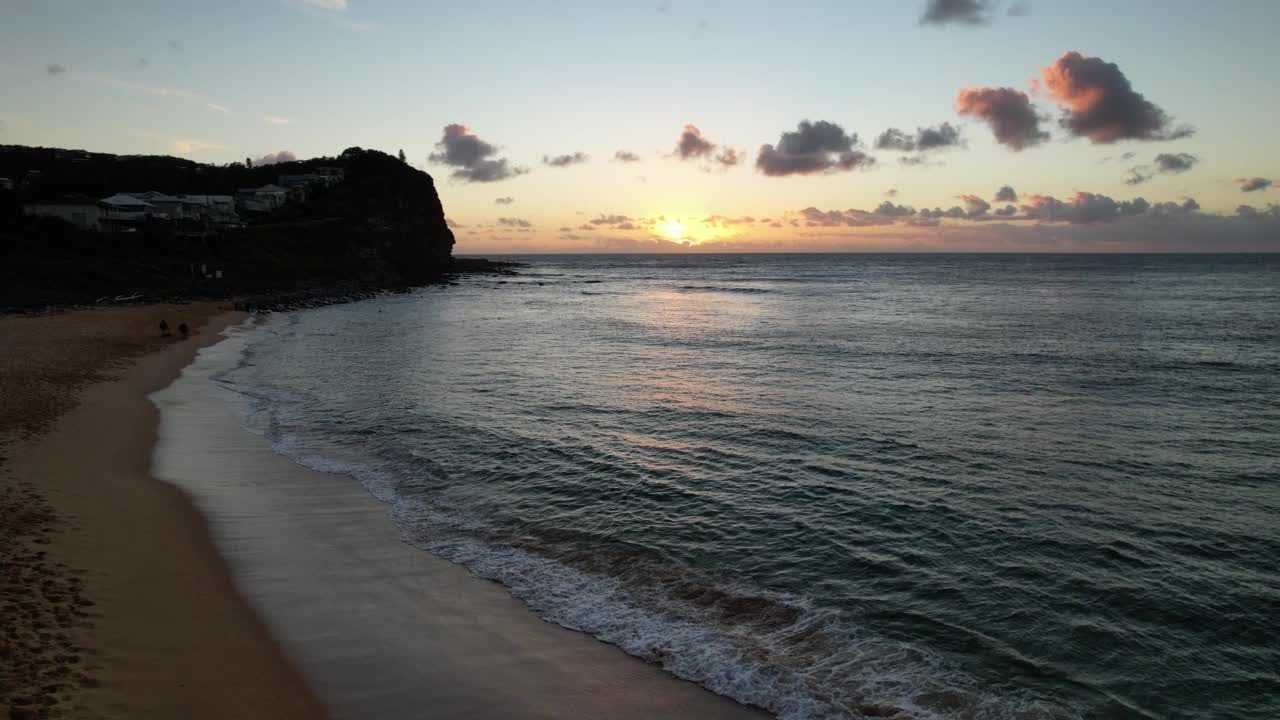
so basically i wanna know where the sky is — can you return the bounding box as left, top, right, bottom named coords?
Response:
left=1, top=0, right=1278, bottom=252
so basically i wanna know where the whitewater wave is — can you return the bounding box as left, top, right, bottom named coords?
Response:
left=205, top=317, right=1080, bottom=720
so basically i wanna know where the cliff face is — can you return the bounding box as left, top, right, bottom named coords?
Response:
left=332, top=147, right=455, bottom=282
left=0, top=145, right=456, bottom=308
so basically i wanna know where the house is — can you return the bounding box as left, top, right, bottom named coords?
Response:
left=235, top=184, right=289, bottom=217
left=183, top=195, right=241, bottom=227
left=99, top=194, right=155, bottom=231
left=314, top=166, right=344, bottom=186
left=277, top=173, right=326, bottom=202
left=254, top=184, right=289, bottom=207
left=23, top=194, right=102, bottom=230
left=124, top=191, right=187, bottom=220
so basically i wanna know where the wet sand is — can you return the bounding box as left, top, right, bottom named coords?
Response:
left=1, top=305, right=328, bottom=719
left=151, top=320, right=769, bottom=719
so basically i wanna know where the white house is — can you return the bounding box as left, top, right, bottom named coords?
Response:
left=124, top=191, right=187, bottom=220
left=99, top=194, right=155, bottom=231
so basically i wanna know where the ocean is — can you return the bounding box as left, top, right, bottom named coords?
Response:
left=210, top=254, right=1279, bottom=719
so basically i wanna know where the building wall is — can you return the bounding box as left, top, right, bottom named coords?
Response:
left=23, top=203, right=101, bottom=230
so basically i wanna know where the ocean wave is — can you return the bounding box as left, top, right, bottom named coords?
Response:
left=211, top=319, right=1079, bottom=720
left=676, top=285, right=772, bottom=294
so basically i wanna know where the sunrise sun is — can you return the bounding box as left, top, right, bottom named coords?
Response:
left=660, top=218, right=686, bottom=240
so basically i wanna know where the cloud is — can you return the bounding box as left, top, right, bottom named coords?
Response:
left=875, top=128, right=914, bottom=152
left=263, top=115, right=292, bottom=125
left=874, top=201, right=916, bottom=217
left=46, top=63, right=66, bottom=75
left=1008, top=1, right=1030, bottom=17
left=495, top=197, right=515, bottom=205
left=931, top=207, right=1276, bottom=252
left=252, top=150, right=298, bottom=165
left=1154, top=153, right=1197, bottom=173
left=1019, top=191, right=1152, bottom=223
left=799, top=187, right=1207, bottom=228
left=1123, top=168, right=1150, bottom=185
left=885, top=188, right=899, bottom=197
left=917, top=122, right=964, bottom=151
left=613, top=150, right=641, bottom=163
left=898, top=155, right=943, bottom=168
left=673, top=125, right=743, bottom=171
left=714, top=147, right=743, bottom=167
left=1237, top=177, right=1272, bottom=193
left=675, top=124, right=717, bottom=159
left=756, top=120, right=875, bottom=177
left=959, top=194, right=991, bottom=217
left=919, top=0, right=991, bottom=25
left=173, top=139, right=224, bottom=154
left=798, top=207, right=895, bottom=227
left=522, top=195, right=1276, bottom=253
left=206, top=103, right=230, bottom=114
left=875, top=122, right=963, bottom=153
left=428, top=124, right=527, bottom=183
left=1125, top=152, right=1200, bottom=185
left=498, top=217, right=532, bottom=228
left=589, top=214, right=637, bottom=230
left=543, top=152, right=589, bottom=167
left=302, top=0, right=348, bottom=8
left=1236, top=204, right=1280, bottom=219
left=1038, top=51, right=1193, bottom=143
left=138, top=58, right=149, bottom=69
left=995, top=185, right=1017, bottom=202
left=919, top=206, right=968, bottom=219
left=955, top=86, right=1048, bottom=150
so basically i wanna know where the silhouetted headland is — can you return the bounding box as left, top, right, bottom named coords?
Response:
left=0, top=144, right=518, bottom=312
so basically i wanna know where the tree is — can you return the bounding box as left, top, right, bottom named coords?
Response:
left=398, top=149, right=407, bottom=163
left=246, top=157, right=253, bottom=169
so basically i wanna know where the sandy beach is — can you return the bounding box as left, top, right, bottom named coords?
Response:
left=1, top=304, right=327, bottom=719
left=2, top=304, right=767, bottom=720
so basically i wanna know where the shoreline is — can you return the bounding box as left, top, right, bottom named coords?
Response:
left=151, top=315, right=770, bottom=719
left=2, top=303, right=768, bottom=720
left=1, top=306, right=328, bottom=719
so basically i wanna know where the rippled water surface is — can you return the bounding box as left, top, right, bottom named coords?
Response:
left=218, top=254, right=1280, bottom=719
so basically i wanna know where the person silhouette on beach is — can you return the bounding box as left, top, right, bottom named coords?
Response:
left=178, top=320, right=189, bottom=339
left=159, top=319, right=170, bottom=337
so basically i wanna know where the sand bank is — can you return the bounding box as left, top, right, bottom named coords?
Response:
left=0, top=304, right=327, bottom=719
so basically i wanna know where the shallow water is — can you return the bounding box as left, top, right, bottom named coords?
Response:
left=215, top=254, right=1280, bottom=719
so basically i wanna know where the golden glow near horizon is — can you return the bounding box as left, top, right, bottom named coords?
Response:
left=660, top=217, right=686, bottom=241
